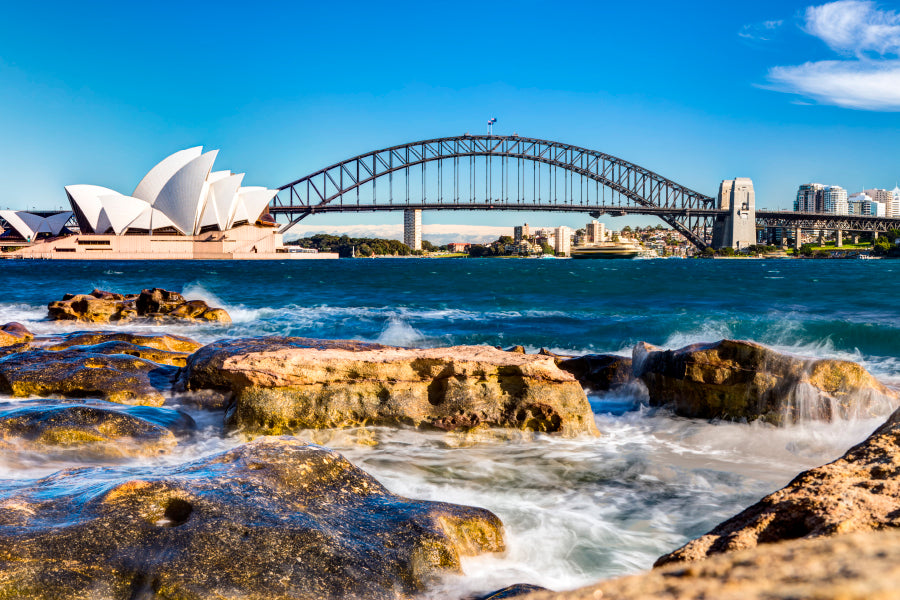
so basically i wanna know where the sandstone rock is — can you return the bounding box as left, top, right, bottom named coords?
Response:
left=0, top=399, right=194, bottom=456
left=47, top=288, right=231, bottom=324
left=558, top=354, right=633, bottom=391
left=0, top=436, right=505, bottom=599
left=0, top=349, right=176, bottom=405
left=470, top=583, right=549, bottom=599
left=45, top=331, right=203, bottom=367
left=633, top=339, right=896, bottom=424
left=655, top=405, right=900, bottom=566
left=0, top=322, right=33, bottom=347
left=525, top=530, right=900, bottom=600
left=179, top=337, right=599, bottom=437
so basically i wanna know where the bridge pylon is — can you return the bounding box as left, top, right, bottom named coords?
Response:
left=712, top=178, right=756, bottom=250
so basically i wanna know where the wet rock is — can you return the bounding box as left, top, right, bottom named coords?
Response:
left=0, top=436, right=505, bottom=599
left=558, top=354, right=633, bottom=391
left=45, top=332, right=203, bottom=367
left=179, top=337, right=599, bottom=437
left=527, top=530, right=900, bottom=600
left=633, top=339, right=897, bottom=424
left=47, top=288, right=231, bottom=324
left=0, top=399, right=194, bottom=456
left=0, top=349, right=176, bottom=405
left=506, top=345, right=526, bottom=354
left=469, top=583, right=549, bottom=599
left=656, top=405, right=900, bottom=566
left=0, top=322, right=33, bottom=347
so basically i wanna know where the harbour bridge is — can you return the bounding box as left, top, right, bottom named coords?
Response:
left=270, top=134, right=897, bottom=251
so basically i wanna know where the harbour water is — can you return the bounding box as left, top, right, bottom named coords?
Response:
left=0, top=258, right=898, bottom=597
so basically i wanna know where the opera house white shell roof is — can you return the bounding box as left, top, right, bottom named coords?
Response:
left=65, top=147, right=278, bottom=236
left=0, top=210, right=73, bottom=240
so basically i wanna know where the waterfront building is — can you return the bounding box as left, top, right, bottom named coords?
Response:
left=5, top=147, right=336, bottom=260
left=823, top=186, right=848, bottom=215
left=849, top=192, right=873, bottom=215
left=585, top=220, right=606, bottom=243
left=554, top=226, right=572, bottom=256
left=403, top=209, right=422, bottom=251
left=864, top=189, right=892, bottom=216
left=513, top=223, right=530, bottom=242
left=447, top=242, right=470, bottom=253
left=65, top=147, right=278, bottom=236
left=795, top=183, right=825, bottom=212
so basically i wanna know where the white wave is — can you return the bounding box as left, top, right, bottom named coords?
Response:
left=376, top=316, right=427, bottom=347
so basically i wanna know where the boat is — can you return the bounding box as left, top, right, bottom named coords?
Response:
left=570, top=242, right=641, bottom=259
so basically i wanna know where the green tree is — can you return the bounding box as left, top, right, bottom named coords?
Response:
left=540, top=243, right=554, bottom=255
left=421, top=240, right=436, bottom=252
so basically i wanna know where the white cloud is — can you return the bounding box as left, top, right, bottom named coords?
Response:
left=767, top=59, right=900, bottom=110
left=739, top=20, right=784, bottom=41
left=763, top=1, right=900, bottom=110
left=804, top=0, right=900, bottom=56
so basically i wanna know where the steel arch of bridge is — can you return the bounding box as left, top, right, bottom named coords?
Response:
left=272, top=135, right=718, bottom=248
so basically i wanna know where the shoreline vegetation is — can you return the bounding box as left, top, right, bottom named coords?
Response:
left=0, top=288, right=897, bottom=597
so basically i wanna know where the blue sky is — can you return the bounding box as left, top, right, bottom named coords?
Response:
left=2, top=0, right=900, bottom=238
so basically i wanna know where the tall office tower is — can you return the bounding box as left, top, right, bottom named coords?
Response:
left=796, top=183, right=825, bottom=212
left=403, top=209, right=422, bottom=250
left=585, top=219, right=606, bottom=243
left=823, top=185, right=848, bottom=215
left=865, top=189, right=893, bottom=217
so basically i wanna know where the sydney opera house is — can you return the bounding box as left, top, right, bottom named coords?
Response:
left=1, top=147, right=333, bottom=259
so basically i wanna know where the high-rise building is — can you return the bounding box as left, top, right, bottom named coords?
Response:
left=585, top=219, right=606, bottom=244
left=513, top=223, right=530, bottom=242
left=403, top=209, right=422, bottom=250
left=849, top=193, right=873, bottom=215
left=891, top=187, right=900, bottom=218
left=554, top=226, right=572, bottom=256
left=823, top=185, right=848, bottom=215
left=796, top=183, right=825, bottom=212
left=864, top=189, right=891, bottom=215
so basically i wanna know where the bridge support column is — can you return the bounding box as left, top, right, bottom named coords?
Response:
left=853, top=234, right=859, bottom=244
left=818, top=231, right=825, bottom=246
left=404, top=209, right=422, bottom=251
left=874, top=231, right=879, bottom=240
left=794, top=227, right=802, bottom=250
left=836, top=229, right=843, bottom=247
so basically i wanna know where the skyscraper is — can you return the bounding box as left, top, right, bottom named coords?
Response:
left=795, top=183, right=825, bottom=212
left=865, top=189, right=894, bottom=218
left=823, top=185, right=848, bottom=215
left=403, top=209, right=422, bottom=250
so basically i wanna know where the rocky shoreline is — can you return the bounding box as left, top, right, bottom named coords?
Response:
left=0, top=289, right=897, bottom=598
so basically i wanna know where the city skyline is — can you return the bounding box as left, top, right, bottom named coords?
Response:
left=3, top=0, right=900, bottom=235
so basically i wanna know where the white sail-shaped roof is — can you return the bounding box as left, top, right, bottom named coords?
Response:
left=64, top=146, right=278, bottom=237
left=231, top=187, right=277, bottom=227
left=132, top=147, right=203, bottom=204
left=200, top=173, right=244, bottom=231
left=95, top=195, right=150, bottom=235
left=0, top=211, right=73, bottom=239
left=43, top=212, right=73, bottom=236
left=151, top=150, right=218, bottom=235
left=126, top=206, right=178, bottom=232
left=65, top=185, right=119, bottom=233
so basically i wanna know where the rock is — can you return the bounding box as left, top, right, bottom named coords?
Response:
left=0, top=436, right=505, bottom=599
left=469, top=583, right=549, bottom=599
left=0, top=399, right=194, bottom=457
left=47, top=288, right=231, bottom=324
left=179, top=337, right=599, bottom=437
left=506, top=345, right=527, bottom=354
left=655, top=405, right=900, bottom=566
left=0, top=349, right=176, bottom=405
left=0, top=322, right=33, bottom=347
left=558, top=354, right=633, bottom=391
left=633, top=339, right=897, bottom=424
left=525, top=530, right=900, bottom=600
left=45, top=332, right=203, bottom=367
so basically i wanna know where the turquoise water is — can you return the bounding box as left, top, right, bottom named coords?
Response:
left=0, top=258, right=898, bottom=597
